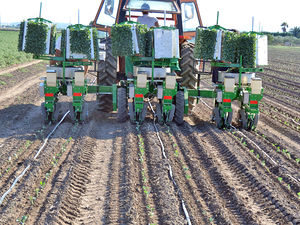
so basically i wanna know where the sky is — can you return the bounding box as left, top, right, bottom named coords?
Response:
left=0, top=0, right=299, bottom=32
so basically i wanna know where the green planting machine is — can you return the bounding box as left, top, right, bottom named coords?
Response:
left=18, top=0, right=266, bottom=131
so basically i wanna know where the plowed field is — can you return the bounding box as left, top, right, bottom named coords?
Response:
left=0, top=46, right=299, bottom=225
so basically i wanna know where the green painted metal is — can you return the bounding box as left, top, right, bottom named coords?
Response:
left=183, top=88, right=189, bottom=115
left=162, top=82, right=177, bottom=122
left=112, top=84, right=117, bottom=111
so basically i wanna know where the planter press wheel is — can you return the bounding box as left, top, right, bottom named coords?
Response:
left=213, top=107, right=233, bottom=129
left=41, top=102, right=60, bottom=124
left=155, top=103, right=175, bottom=125
left=251, top=113, right=259, bottom=130
left=41, top=102, right=51, bottom=123
left=239, top=109, right=259, bottom=131
left=239, top=109, right=248, bottom=129
left=69, top=102, right=88, bottom=123
left=129, top=101, right=147, bottom=124
left=174, top=91, right=185, bottom=125
left=117, top=87, right=128, bottom=122
left=155, top=103, right=164, bottom=125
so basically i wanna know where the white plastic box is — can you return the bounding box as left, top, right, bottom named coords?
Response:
left=256, top=35, right=268, bottom=66
left=154, top=29, right=179, bottom=59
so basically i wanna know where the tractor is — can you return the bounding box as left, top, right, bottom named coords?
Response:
left=92, top=0, right=202, bottom=115
left=92, top=0, right=264, bottom=130
left=92, top=0, right=204, bottom=124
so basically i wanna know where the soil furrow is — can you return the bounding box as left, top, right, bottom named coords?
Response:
left=259, top=70, right=300, bottom=85
left=191, top=122, right=297, bottom=224
left=100, top=136, right=123, bottom=224
left=158, top=125, right=220, bottom=225
left=141, top=122, right=186, bottom=224
left=172, top=123, right=258, bottom=225
left=54, top=136, right=96, bottom=224
left=0, top=122, right=74, bottom=224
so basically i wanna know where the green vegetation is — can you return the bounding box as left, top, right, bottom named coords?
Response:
left=111, top=23, right=148, bottom=56
left=0, top=30, right=33, bottom=68
left=236, top=33, right=256, bottom=68
left=194, top=28, right=217, bottom=60
left=70, top=28, right=91, bottom=58
left=24, top=21, right=48, bottom=55
left=222, top=32, right=238, bottom=63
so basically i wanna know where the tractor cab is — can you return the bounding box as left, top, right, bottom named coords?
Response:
left=93, top=0, right=202, bottom=38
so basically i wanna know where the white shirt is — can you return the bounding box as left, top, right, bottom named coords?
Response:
left=137, top=15, right=158, bottom=28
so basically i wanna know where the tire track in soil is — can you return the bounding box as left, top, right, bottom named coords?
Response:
left=190, top=103, right=300, bottom=224
left=17, top=123, right=83, bottom=224
left=54, top=135, right=96, bottom=224
left=96, top=127, right=125, bottom=224
left=220, top=129, right=300, bottom=224
left=181, top=122, right=296, bottom=225
left=170, top=123, right=257, bottom=225
left=0, top=122, right=74, bottom=225
left=41, top=117, right=148, bottom=225
left=157, top=125, right=220, bottom=225
left=141, top=122, right=186, bottom=225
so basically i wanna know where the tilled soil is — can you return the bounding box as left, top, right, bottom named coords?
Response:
left=0, top=52, right=300, bottom=225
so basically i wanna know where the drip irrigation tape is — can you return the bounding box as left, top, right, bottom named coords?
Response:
left=0, top=110, right=70, bottom=205
left=148, top=101, right=192, bottom=225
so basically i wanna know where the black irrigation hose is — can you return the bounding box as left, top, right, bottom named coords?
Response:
left=0, top=111, right=70, bottom=205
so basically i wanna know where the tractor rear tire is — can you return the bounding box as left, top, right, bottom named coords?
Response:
left=179, top=41, right=197, bottom=112
left=117, top=88, right=128, bottom=122
left=97, top=39, right=117, bottom=112
left=174, top=91, right=185, bottom=125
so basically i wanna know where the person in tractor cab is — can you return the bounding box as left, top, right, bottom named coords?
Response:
left=137, top=3, right=159, bottom=28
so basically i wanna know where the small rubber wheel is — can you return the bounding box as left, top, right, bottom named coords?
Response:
left=214, top=108, right=223, bottom=129
left=249, top=113, right=259, bottom=131
left=53, top=102, right=62, bottom=122
left=225, top=111, right=233, bottom=128
left=155, top=103, right=163, bottom=125
left=139, top=104, right=148, bottom=124
left=117, top=88, right=128, bottom=122
left=168, top=104, right=175, bottom=123
left=128, top=102, right=135, bottom=124
left=41, top=102, right=48, bottom=123
left=174, top=91, right=185, bottom=125
left=69, top=102, right=75, bottom=122
left=239, top=109, right=248, bottom=129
